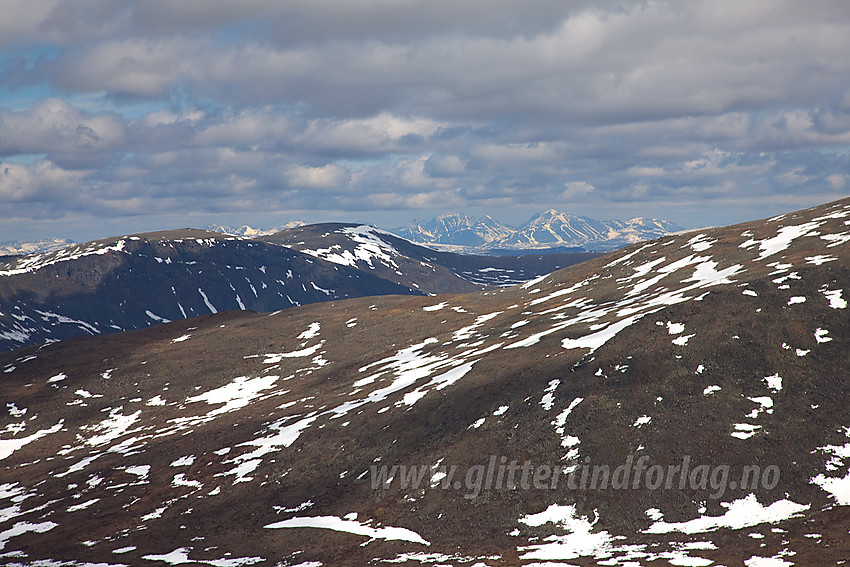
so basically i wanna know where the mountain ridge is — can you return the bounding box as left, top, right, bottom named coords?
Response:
left=0, top=225, right=600, bottom=351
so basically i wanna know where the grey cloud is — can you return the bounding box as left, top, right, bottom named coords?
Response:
left=0, top=99, right=127, bottom=168
left=5, top=0, right=613, bottom=46
left=14, top=1, right=850, bottom=125
left=2, top=0, right=850, bottom=241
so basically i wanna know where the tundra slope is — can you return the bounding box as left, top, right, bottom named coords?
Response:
left=1, top=198, right=849, bottom=566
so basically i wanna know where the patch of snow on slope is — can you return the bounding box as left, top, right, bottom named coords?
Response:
left=340, top=334, right=503, bottom=415
left=0, top=520, right=58, bottom=551
left=223, top=416, right=318, bottom=483
left=672, top=334, right=695, bottom=346
left=452, top=312, right=503, bottom=342
left=35, top=309, right=100, bottom=334
left=739, top=221, right=823, bottom=260
left=298, top=322, right=321, bottom=339
left=814, top=328, right=833, bottom=344
left=520, top=273, right=551, bottom=290
left=810, top=429, right=850, bottom=505
left=685, top=234, right=715, bottom=252
left=812, top=468, right=850, bottom=506
left=146, top=310, right=171, bottom=323
left=561, top=315, right=641, bottom=354
left=518, top=504, right=613, bottom=561
left=262, top=342, right=325, bottom=364
left=141, top=546, right=264, bottom=565
left=746, top=396, right=773, bottom=419
left=198, top=288, right=218, bottom=314
left=551, top=398, right=583, bottom=460
left=0, top=420, right=64, bottom=460
left=731, top=423, right=761, bottom=440
left=85, top=410, right=140, bottom=447
left=264, top=515, right=429, bottom=545
left=633, top=415, right=651, bottom=427
left=764, top=374, right=782, bottom=392
left=823, top=289, right=847, bottom=309
left=744, top=556, right=794, bottom=567
left=185, top=375, right=280, bottom=418
left=666, top=322, right=685, bottom=334
left=644, top=494, right=809, bottom=534
left=539, top=380, right=560, bottom=411
left=806, top=254, right=837, bottom=265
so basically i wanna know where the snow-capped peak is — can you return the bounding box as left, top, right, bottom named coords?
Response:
left=391, top=210, right=683, bottom=252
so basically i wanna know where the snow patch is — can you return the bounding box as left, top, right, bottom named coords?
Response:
left=764, top=374, right=782, bottom=392
left=739, top=221, right=823, bottom=260
left=644, top=494, right=808, bottom=534
left=298, top=323, right=321, bottom=340
left=823, top=289, right=847, bottom=309
left=814, top=328, right=833, bottom=344
left=264, top=515, right=429, bottom=545
left=518, top=504, right=614, bottom=561
left=0, top=420, right=64, bottom=460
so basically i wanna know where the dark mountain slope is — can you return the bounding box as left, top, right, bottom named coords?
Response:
left=262, top=222, right=602, bottom=289
left=1, top=225, right=600, bottom=352
left=1, top=198, right=849, bottom=566
left=0, top=229, right=420, bottom=351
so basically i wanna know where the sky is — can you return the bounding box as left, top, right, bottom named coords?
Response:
left=2, top=0, right=850, bottom=243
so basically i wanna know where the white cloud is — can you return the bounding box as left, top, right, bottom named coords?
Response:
left=424, top=154, right=467, bottom=177
left=288, top=164, right=351, bottom=190
left=561, top=181, right=595, bottom=200
left=0, top=160, right=90, bottom=204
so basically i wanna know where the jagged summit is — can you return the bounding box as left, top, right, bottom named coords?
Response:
left=391, top=209, right=683, bottom=252
left=394, top=212, right=515, bottom=247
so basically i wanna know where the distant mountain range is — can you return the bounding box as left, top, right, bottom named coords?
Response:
left=202, top=221, right=306, bottom=237
left=390, top=210, right=684, bottom=252
left=1, top=211, right=681, bottom=258
left=0, top=237, right=76, bottom=256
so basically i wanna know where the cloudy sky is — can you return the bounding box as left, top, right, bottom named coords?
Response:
left=2, top=0, right=850, bottom=242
